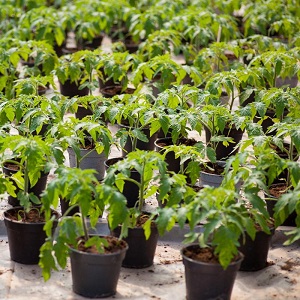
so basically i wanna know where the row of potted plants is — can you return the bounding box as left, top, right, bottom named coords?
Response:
left=0, top=0, right=299, bottom=299
left=0, top=82, right=299, bottom=297
left=1, top=0, right=299, bottom=52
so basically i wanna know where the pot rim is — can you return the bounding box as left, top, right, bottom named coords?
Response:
left=68, top=235, right=128, bottom=257
left=4, top=206, right=60, bottom=225
left=181, top=243, right=244, bottom=267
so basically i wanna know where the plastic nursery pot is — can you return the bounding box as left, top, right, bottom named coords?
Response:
left=120, top=123, right=158, bottom=156
left=265, top=183, right=297, bottom=226
left=76, top=33, right=105, bottom=50
left=204, top=126, right=244, bottom=160
left=181, top=244, right=243, bottom=300
left=238, top=228, right=275, bottom=271
left=75, top=105, right=93, bottom=119
left=69, top=235, right=128, bottom=298
left=59, top=80, right=89, bottom=98
left=98, top=67, right=119, bottom=91
left=154, top=137, right=196, bottom=174
left=2, top=162, right=49, bottom=207
left=104, top=157, right=140, bottom=208
left=199, top=161, right=226, bottom=188
left=59, top=198, right=80, bottom=216
left=253, top=109, right=288, bottom=136
left=111, top=225, right=158, bottom=268
left=4, top=207, right=59, bottom=264
left=67, top=147, right=107, bottom=181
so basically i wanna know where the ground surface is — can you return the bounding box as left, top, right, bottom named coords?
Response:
left=0, top=212, right=299, bottom=300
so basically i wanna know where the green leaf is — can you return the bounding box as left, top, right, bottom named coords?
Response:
left=206, top=147, right=216, bottom=163
left=156, top=207, right=176, bottom=236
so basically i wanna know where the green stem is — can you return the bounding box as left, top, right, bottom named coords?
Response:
left=89, top=72, right=92, bottom=95
left=24, top=160, right=29, bottom=194
left=131, top=116, right=140, bottom=152
left=212, top=114, right=216, bottom=152
left=287, top=141, right=294, bottom=187
left=138, top=159, right=146, bottom=213
left=80, top=206, right=89, bottom=241
left=229, top=89, right=235, bottom=112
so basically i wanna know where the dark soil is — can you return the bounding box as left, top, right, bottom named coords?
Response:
left=183, top=246, right=240, bottom=264
left=5, top=208, right=58, bottom=223
left=268, top=183, right=288, bottom=198
left=101, top=85, right=135, bottom=96
left=201, top=162, right=225, bottom=175
left=105, top=157, right=124, bottom=167
left=76, top=236, right=127, bottom=254
left=136, top=214, right=154, bottom=227
left=270, top=142, right=298, bottom=160
left=156, top=137, right=198, bottom=148
left=3, top=162, right=19, bottom=171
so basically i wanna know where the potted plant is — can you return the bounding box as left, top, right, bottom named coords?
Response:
left=262, top=119, right=300, bottom=225
left=132, top=53, right=187, bottom=96
left=179, top=186, right=246, bottom=300
left=137, top=29, right=182, bottom=61
left=39, top=166, right=128, bottom=298
left=71, top=3, right=107, bottom=50
left=248, top=49, right=299, bottom=88
left=0, top=93, right=67, bottom=138
left=17, top=40, right=59, bottom=78
left=273, top=182, right=300, bottom=245
left=0, top=44, right=23, bottom=99
left=49, top=115, right=113, bottom=181
left=53, top=49, right=101, bottom=97
left=14, top=75, right=55, bottom=96
left=0, top=134, right=63, bottom=264
left=224, top=151, right=276, bottom=271
left=16, top=6, right=67, bottom=56
left=250, top=86, right=299, bottom=134
left=104, top=150, right=172, bottom=268
left=107, top=93, right=160, bottom=155
left=97, top=51, right=139, bottom=96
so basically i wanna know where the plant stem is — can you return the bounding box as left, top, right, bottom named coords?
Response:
left=138, top=159, right=146, bottom=213
left=24, top=160, right=29, bottom=194
left=131, top=115, right=140, bottom=152
left=212, top=114, right=216, bottom=152
left=80, top=206, right=89, bottom=241
left=89, top=72, right=92, bottom=95
left=229, top=89, right=235, bottom=112
left=287, top=141, right=294, bottom=187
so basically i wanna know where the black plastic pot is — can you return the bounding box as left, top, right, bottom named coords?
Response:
left=120, top=123, right=158, bottom=156
left=181, top=244, right=243, bottom=300
left=154, top=137, right=193, bottom=181
left=60, top=198, right=80, bottom=216
left=111, top=225, right=158, bottom=268
left=199, top=161, right=226, bottom=188
left=2, top=162, right=49, bottom=207
left=265, top=183, right=297, bottom=226
left=98, top=67, right=119, bottom=91
left=69, top=236, right=128, bottom=298
left=68, top=147, right=107, bottom=181
left=75, top=105, right=93, bottom=119
left=104, top=157, right=140, bottom=208
left=238, top=228, right=274, bottom=271
left=4, top=207, right=59, bottom=264
left=77, top=33, right=104, bottom=50
left=59, top=80, right=89, bottom=98
left=275, top=76, right=298, bottom=88
left=204, top=126, right=244, bottom=160
left=254, top=109, right=288, bottom=135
